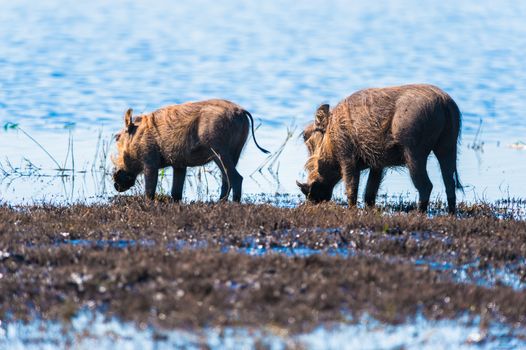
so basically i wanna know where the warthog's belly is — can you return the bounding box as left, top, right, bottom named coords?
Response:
left=163, top=147, right=216, bottom=168
left=382, top=145, right=405, bottom=167
left=184, top=147, right=216, bottom=167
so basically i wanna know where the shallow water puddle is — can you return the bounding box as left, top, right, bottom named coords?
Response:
left=48, top=235, right=526, bottom=291
left=241, top=245, right=526, bottom=291
left=414, top=258, right=526, bottom=291
left=52, top=238, right=209, bottom=250
left=1, top=311, right=524, bottom=350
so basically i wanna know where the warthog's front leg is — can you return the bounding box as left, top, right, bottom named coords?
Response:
left=364, top=168, right=384, bottom=207
left=342, top=164, right=360, bottom=207
left=144, top=165, right=159, bottom=200
left=171, top=167, right=187, bottom=202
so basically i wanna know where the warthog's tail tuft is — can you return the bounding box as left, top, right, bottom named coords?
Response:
left=244, top=111, right=270, bottom=154
left=454, top=170, right=464, bottom=193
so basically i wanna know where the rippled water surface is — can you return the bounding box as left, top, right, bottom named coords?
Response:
left=1, top=0, right=526, bottom=202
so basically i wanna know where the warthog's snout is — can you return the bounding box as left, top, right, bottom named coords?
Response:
left=296, top=180, right=333, bottom=203
left=113, top=169, right=136, bottom=192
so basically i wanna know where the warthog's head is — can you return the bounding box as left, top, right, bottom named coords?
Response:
left=112, top=108, right=143, bottom=192
left=297, top=104, right=340, bottom=203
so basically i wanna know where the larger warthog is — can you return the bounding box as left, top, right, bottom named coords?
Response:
left=297, top=84, right=462, bottom=214
left=112, top=99, right=269, bottom=201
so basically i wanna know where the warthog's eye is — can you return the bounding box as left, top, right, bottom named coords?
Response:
left=114, top=133, right=121, bottom=141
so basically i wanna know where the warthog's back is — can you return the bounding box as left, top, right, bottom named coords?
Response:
left=136, top=99, right=249, bottom=167
left=329, top=84, right=458, bottom=167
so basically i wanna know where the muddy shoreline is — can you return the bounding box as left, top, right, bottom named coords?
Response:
left=1, top=199, right=526, bottom=336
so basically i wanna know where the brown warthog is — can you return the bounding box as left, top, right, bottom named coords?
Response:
left=297, top=84, right=462, bottom=214
left=112, top=99, right=269, bottom=201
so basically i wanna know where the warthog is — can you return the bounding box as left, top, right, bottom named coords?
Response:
left=297, top=84, right=462, bottom=214
left=112, top=99, right=269, bottom=201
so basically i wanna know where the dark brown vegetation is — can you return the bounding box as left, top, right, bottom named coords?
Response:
left=298, top=84, right=462, bottom=214
left=1, top=199, right=526, bottom=333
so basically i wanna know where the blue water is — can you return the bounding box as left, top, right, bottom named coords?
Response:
left=1, top=0, right=526, bottom=135
left=1, top=0, right=526, bottom=202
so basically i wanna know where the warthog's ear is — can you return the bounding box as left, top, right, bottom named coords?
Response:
left=315, top=104, right=330, bottom=132
left=296, top=180, right=310, bottom=196
left=124, top=108, right=133, bottom=128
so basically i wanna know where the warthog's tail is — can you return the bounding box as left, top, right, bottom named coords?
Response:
left=454, top=170, right=463, bottom=192
left=448, top=98, right=464, bottom=193
left=244, top=111, right=270, bottom=154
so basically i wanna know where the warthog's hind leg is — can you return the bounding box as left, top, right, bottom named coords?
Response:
left=171, top=167, right=187, bottom=202
left=364, top=168, right=384, bottom=207
left=214, top=156, right=243, bottom=202
left=230, top=168, right=243, bottom=202
left=434, top=147, right=457, bottom=215
left=405, top=151, right=433, bottom=213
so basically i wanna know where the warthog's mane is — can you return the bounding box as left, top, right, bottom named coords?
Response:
left=335, top=90, right=396, bottom=168
left=304, top=127, right=336, bottom=181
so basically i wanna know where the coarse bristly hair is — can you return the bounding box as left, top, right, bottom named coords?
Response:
left=112, top=103, right=216, bottom=173
left=306, top=84, right=457, bottom=170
